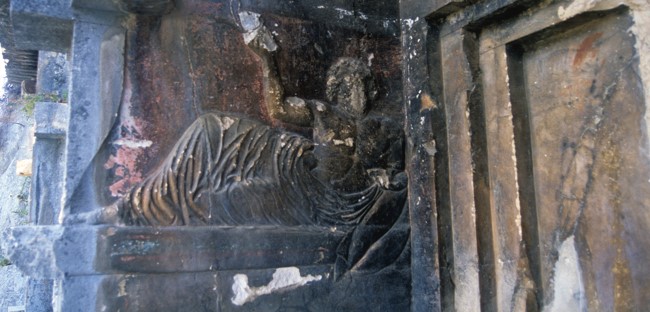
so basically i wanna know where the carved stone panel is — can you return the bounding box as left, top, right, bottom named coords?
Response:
left=402, top=0, right=650, bottom=310
left=507, top=9, right=650, bottom=310
left=477, top=2, right=650, bottom=311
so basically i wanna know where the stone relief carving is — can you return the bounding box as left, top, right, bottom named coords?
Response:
left=66, top=13, right=409, bottom=280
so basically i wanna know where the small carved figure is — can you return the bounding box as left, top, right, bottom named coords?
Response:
left=243, top=14, right=406, bottom=193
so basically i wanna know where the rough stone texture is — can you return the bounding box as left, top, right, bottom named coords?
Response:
left=31, top=101, right=67, bottom=225
left=0, top=105, right=31, bottom=312
left=64, top=17, right=125, bottom=216
left=10, top=0, right=73, bottom=52
left=508, top=9, right=649, bottom=309
left=400, top=0, right=650, bottom=310
left=2, top=0, right=649, bottom=311
left=0, top=265, right=26, bottom=310
left=3, top=225, right=409, bottom=310
left=399, top=13, right=444, bottom=312
left=28, top=102, right=69, bottom=312
left=36, top=52, right=69, bottom=97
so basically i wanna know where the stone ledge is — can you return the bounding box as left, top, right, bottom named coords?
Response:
left=2, top=225, right=349, bottom=279
left=10, top=0, right=73, bottom=52
left=34, top=102, right=68, bottom=139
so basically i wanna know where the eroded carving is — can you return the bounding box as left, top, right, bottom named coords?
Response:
left=66, top=14, right=409, bottom=281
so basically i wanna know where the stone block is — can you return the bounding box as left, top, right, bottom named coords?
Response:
left=36, top=52, right=69, bottom=97
left=100, top=226, right=347, bottom=273
left=10, top=0, right=73, bottom=52
left=2, top=225, right=347, bottom=278
left=3, top=225, right=352, bottom=310
left=34, top=102, right=68, bottom=139
left=64, top=21, right=125, bottom=215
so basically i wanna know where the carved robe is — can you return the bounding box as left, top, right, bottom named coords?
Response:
left=117, top=113, right=397, bottom=227
left=115, top=112, right=409, bottom=278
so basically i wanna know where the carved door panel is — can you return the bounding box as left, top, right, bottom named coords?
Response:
left=402, top=0, right=650, bottom=310
left=479, top=5, right=650, bottom=310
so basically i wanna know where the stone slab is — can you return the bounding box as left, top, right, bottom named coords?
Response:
left=34, top=102, right=68, bottom=139
left=2, top=225, right=348, bottom=278
left=10, top=0, right=73, bottom=52
left=100, top=226, right=348, bottom=273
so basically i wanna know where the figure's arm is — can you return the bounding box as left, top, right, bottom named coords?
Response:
left=359, top=116, right=407, bottom=190
left=241, top=12, right=312, bottom=126
left=63, top=202, right=122, bottom=225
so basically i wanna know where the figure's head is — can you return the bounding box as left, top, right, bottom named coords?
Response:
left=325, top=57, right=377, bottom=117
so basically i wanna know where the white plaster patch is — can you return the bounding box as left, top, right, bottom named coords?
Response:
left=15, top=159, right=32, bottom=176
left=333, top=138, right=354, bottom=147
left=239, top=11, right=278, bottom=52
left=558, top=0, right=601, bottom=20
left=403, top=18, right=415, bottom=29
left=239, top=11, right=262, bottom=34
left=222, top=116, right=235, bottom=130
left=315, top=101, right=327, bottom=112
left=422, top=140, right=437, bottom=156
left=112, top=138, right=153, bottom=149
left=285, top=96, right=306, bottom=108
left=231, top=267, right=322, bottom=306
left=335, top=8, right=354, bottom=19
left=543, top=235, right=586, bottom=312
left=557, top=0, right=644, bottom=21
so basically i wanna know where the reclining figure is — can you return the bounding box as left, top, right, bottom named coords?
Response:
left=67, top=18, right=409, bottom=278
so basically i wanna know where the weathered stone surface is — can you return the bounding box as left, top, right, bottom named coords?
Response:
left=0, top=105, right=31, bottom=312
left=408, top=0, right=650, bottom=311
left=508, top=9, right=650, bottom=310
left=1, top=226, right=64, bottom=280
left=31, top=102, right=67, bottom=226
left=101, top=226, right=347, bottom=273
left=36, top=52, right=69, bottom=97
left=34, top=102, right=67, bottom=139
left=2, top=0, right=649, bottom=311
left=114, top=0, right=175, bottom=16
left=2, top=225, right=346, bottom=276
left=64, top=20, right=125, bottom=215
left=0, top=266, right=26, bottom=311
left=3, top=225, right=410, bottom=310
left=399, top=12, right=443, bottom=312
left=26, top=278, right=53, bottom=312
left=10, top=0, right=73, bottom=52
